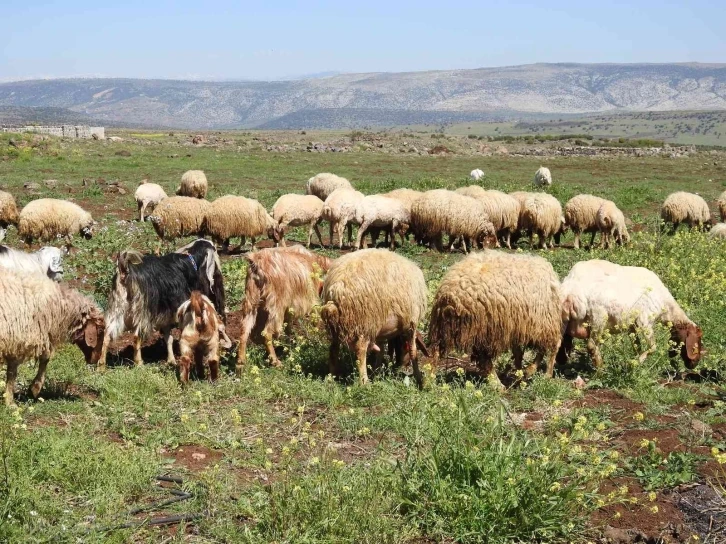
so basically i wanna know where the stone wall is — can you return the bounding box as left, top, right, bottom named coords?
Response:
left=0, top=125, right=105, bottom=139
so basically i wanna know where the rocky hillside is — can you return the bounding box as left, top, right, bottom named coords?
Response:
left=1, top=63, right=724, bottom=129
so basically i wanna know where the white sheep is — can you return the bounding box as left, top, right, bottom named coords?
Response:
left=0, top=245, right=65, bottom=281
left=0, top=190, right=19, bottom=242
left=321, top=249, right=427, bottom=386
left=559, top=259, right=703, bottom=370
left=470, top=169, right=485, bottom=181
left=203, top=195, right=276, bottom=252
left=18, top=199, right=94, bottom=244
left=270, top=194, right=325, bottom=248
left=176, top=170, right=208, bottom=199
left=521, top=193, right=565, bottom=249
left=410, top=189, right=495, bottom=253
left=320, top=188, right=365, bottom=249
left=0, top=270, right=105, bottom=406
left=717, top=191, right=726, bottom=222
left=533, top=166, right=552, bottom=186
left=661, top=192, right=712, bottom=233
left=354, top=195, right=410, bottom=250
left=306, top=173, right=353, bottom=201
left=709, top=223, right=726, bottom=239
left=134, top=181, right=168, bottom=221
left=148, top=196, right=211, bottom=241
left=564, top=194, right=607, bottom=249
left=596, top=200, right=630, bottom=248
left=429, top=250, right=562, bottom=379
left=455, top=186, right=519, bottom=249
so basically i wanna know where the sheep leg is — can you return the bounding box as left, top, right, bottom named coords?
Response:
left=312, top=221, right=325, bottom=248
left=4, top=360, right=18, bottom=407
left=133, top=332, right=144, bottom=366
left=179, top=355, right=192, bottom=385
left=544, top=340, right=561, bottom=378
left=634, top=325, right=656, bottom=363
left=139, top=202, right=146, bottom=222
left=355, top=337, right=370, bottom=385
left=355, top=220, right=373, bottom=250
left=389, top=222, right=398, bottom=250
left=573, top=231, right=581, bottom=249
left=537, top=231, right=547, bottom=250
left=408, top=329, right=424, bottom=389
left=328, top=222, right=335, bottom=249
left=588, top=231, right=597, bottom=249
left=504, top=231, right=512, bottom=250
left=278, top=224, right=288, bottom=247
left=328, top=337, right=340, bottom=378
left=29, top=353, right=51, bottom=400
left=347, top=223, right=354, bottom=245
left=471, top=347, right=494, bottom=378
left=586, top=338, right=603, bottom=368
left=236, top=307, right=257, bottom=376
left=334, top=221, right=347, bottom=249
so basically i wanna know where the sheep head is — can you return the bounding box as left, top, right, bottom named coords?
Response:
left=670, top=323, right=703, bottom=369
left=73, top=307, right=106, bottom=366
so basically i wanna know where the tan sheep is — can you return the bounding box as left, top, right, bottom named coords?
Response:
left=0, top=270, right=105, bottom=406
left=271, top=193, right=325, bottom=248
left=354, top=195, right=410, bottom=250
left=661, top=191, right=712, bottom=233
left=18, top=198, right=94, bottom=244
left=428, top=250, right=562, bottom=380
left=321, top=249, right=427, bottom=386
left=203, top=195, right=276, bottom=252
left=383, top=188, right=424, bottom=212
left=237, top=246, right=331, bottom=373
left=0, top=190, right=19, bottom=241
left=176, top=170, right=208, bottom=199
left=410, top=189, right=495, bottom=253
left=148, top=196, right=210, bottom=241
left=564, top=194, right=607, bottom=249
left=709, top=223, right=726, bottom=239
left=718, top=191, right=726, bottom=222
left=521, top=193, right=565, bottom=249
left=320, top=188, right=365, bottom=249
left=135, top=181, right=168, bottom=221
left=455, top=186, right=519, bottom=248
left=306, top=173, right=353, bottom=201
left=596, top=200, right=630, bottom=248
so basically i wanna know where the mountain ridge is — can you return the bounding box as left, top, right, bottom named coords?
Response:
left=1, top=63, right=725, bottom=129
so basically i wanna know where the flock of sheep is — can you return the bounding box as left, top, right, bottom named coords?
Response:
left=0, top=165, right=717, bottom=404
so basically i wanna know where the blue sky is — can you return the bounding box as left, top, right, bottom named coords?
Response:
left=1, top=0, right=724, bottom=81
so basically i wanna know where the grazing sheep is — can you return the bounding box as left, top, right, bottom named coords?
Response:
left=320, top=188, right=365, bottom=249
left=375, top=188, right=424, bottom=245
left=596, top=200, right=630, bottom=248
left=270, top=193, right=325, bottom=248
left=18, top=199, right=94, bottom=244
left=521, top=193, right=565, bottom=249
left=455, top=186, right=519, bottom=249
left=718, top=191, right=726, bottom=222
left=148, top=196, right=210, bottom=241
left=135, top=181, right=168, bottom=221
left=0, top=190, right=19, bottom=242
left=354, top=195, right=410, bottom=250
left=306, top=173, right=353, bottom=201
left=237, top=246, right=331, bottom=373
left=203, top=195, right=276, bottom=252
left=410, top=189, right=495, bottom=253
left=709, top=223, right=726, bottom=239
left=470, top=168, right=485, bottom=181
left=321, top=249, right=427, bottom=386
left=428, top=251, right=562, bottom=379
left=0, top=270, right=105, bottom=406
left=559, top=260, right=703, bottom=370
left=176, top=170, right=208, bottom=199
left=0, top=245, right=65, bottom=281
left=533, top=166, right=552, bottom=186
left=98, top=239, right=226, bottom=368
left=564, top=194, right=607, bottom=249
left=177, top=291, right=228, bottom=385
left=661, top=191, right=712, bottom=233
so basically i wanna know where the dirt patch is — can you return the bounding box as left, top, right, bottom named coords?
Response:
left=575, top=389, right=644, bottom=421
left=327, top=438, right=380, bottom=464
left=167, top=445, right=223, bottom=472
left=616, top=428, right=687, bottom=456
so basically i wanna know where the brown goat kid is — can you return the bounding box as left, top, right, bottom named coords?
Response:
left=236, top=246, right=331, bottom=374
left=176, top=291, right=230, bottom=384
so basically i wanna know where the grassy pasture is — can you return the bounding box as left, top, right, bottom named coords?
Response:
left=1, top=131, right=726, bottom=542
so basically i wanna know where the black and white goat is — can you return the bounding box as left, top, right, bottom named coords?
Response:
left=98, top=239, right=227, bottom=368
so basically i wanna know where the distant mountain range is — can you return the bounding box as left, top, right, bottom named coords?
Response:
left=0, top=63, right=724, bottom=129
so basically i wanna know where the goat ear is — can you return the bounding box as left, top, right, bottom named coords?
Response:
left=84, top=321, right=98, bottom=348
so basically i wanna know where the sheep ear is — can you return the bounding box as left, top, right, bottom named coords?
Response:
left=686, top=327, right=701, bottom=360
left=84, top=321, right=98, bottom=348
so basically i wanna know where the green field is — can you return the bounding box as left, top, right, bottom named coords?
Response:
left=1, top=130, right=726, bottom=542
left=444, top=110, right=726, bottom=147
